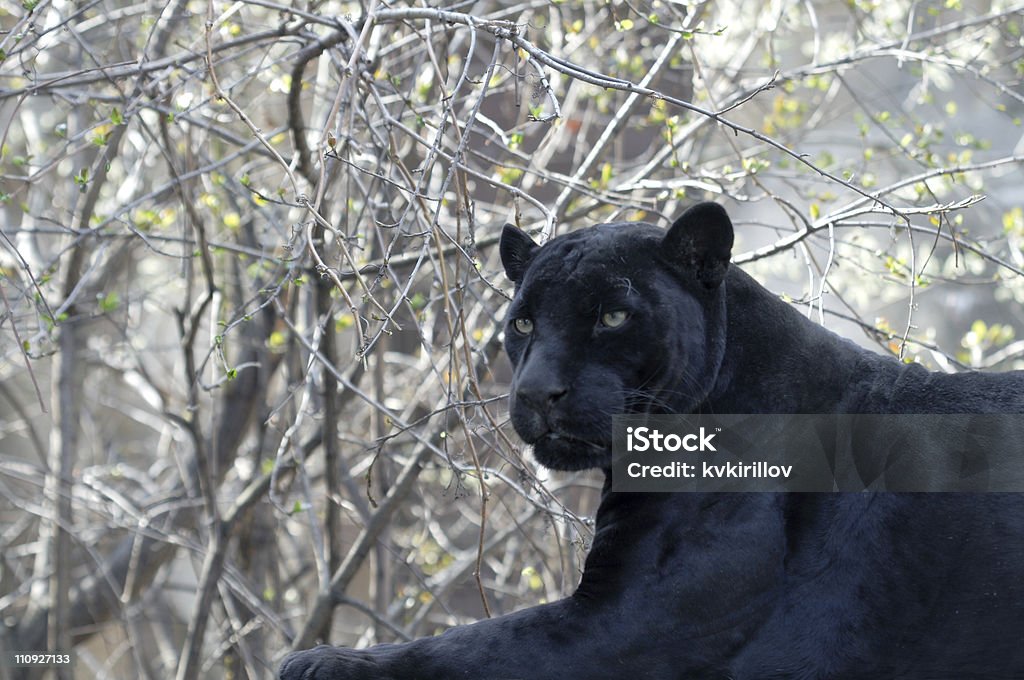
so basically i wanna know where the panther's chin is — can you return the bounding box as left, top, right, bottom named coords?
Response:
left=531, top=433, right=611, bottom=472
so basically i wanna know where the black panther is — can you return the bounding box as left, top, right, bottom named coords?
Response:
left=280, top=202, right=1024, bottom=679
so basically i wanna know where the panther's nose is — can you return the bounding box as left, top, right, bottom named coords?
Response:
left=515, top=383, right=568, bottom=413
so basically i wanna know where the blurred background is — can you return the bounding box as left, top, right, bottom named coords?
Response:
left=1, top=0, right=1022, bottom=677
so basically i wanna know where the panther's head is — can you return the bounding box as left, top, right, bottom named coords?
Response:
left=499, top=202, right=734, bottom=471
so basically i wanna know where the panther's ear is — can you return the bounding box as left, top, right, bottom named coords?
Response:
left=500, top=224, right=540, bottom=285
left=662, top=202, right=734, bottom=289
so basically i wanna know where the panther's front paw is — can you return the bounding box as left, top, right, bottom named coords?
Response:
left=279, top=644, right=390, bottom=680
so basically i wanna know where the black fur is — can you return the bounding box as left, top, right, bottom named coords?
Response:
left=281, top=203, right=1024, bottom=679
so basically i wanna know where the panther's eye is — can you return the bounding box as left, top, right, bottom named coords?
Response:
left=512, top=318, right=534, bottom=335
left=600, top=310, right=629, bottom=329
